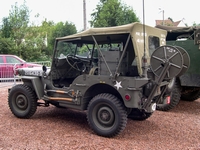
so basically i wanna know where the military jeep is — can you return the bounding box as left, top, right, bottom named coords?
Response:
left=8, top=22, right=188, bottom=137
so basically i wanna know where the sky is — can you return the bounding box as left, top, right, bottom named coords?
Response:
left=0, top=0, right=199, bottom=31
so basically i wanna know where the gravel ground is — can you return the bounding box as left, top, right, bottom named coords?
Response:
left=0, top=85, right=200, bottom=150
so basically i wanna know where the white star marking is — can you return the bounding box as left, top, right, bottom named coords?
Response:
left=114, top=81, right=122, bottom=90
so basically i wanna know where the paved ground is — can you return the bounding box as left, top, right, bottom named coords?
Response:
left=0, top=85, right=200, bottom=150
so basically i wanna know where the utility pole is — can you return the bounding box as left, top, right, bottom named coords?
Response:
left=159, top=8, right=164, bottom=25
left=83, top=0, right=87, bottom=30
left=162, top=10, right=164, bottom=25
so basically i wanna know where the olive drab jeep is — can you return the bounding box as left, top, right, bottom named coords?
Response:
left=8, top=22, right=189, bottom=137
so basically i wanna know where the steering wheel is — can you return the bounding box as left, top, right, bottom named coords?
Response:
left=66, top=54, right=85, bottom=72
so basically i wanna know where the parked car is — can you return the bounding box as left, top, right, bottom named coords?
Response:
left=0, top=54, right=42, bottom=78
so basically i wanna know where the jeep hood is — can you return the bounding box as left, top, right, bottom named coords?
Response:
left=17, top=67, right=50, bottom=77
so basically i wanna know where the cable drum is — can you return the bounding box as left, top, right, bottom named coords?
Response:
left=150, top=45, right=184, bottom=79
left=174, top=46, right=190, bottom=77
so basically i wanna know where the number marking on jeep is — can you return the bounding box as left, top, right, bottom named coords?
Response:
left=25, top=70, right=43, bottom=76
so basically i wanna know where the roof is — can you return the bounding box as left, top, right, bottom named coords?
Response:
left=155, top=25, right=200, bottom=41
left=155, top=25, right=200, bottom=33
left=56, top=23, right=135, bottom=41
left=56, top=22, right=166, bottom=41
left=155, top=19, right=181, bottom=26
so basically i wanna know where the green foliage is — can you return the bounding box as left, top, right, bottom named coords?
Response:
left=0, top=37, right=16, bottom=54
left=0, top=1, right=40, bottom=61
left=192, top=22, right=200, bottom=26
left=47, top=21, right=77, bottom=57
left=1, top=17, right=12, bottom=38
left=8, top=1, right=30, bottom=43
left=90, top=0, right=140, bottom=27
left=0, top=1, right=77, bottom=62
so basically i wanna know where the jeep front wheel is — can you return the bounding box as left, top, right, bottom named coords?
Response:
left=8, top=84, right=37, bottom=119
left=87, top=93, right=127, bottom=137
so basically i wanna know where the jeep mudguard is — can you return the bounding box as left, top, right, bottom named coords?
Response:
left=20, top=76, right=44, bottom=99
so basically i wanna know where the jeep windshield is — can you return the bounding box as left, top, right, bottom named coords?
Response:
left=55, top=37, right=125, bottom=60
left=56, top=40, right=92, bottom=59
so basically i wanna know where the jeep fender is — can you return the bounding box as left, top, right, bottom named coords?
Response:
left=20, top=76, right=44, bottom=99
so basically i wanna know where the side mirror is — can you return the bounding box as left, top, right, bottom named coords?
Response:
left=42, top=65, right=47, bottom=73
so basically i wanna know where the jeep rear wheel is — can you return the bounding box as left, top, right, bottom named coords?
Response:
left=87, top=93, right=127, bottom=137
left=8, top=84, right=37, bottom=119
left=156, top=80, right=181, bottom=111
left=181, top=87, right=200, bottom=101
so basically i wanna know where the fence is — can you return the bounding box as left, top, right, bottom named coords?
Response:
left=0, top=61, right=51, bottom=88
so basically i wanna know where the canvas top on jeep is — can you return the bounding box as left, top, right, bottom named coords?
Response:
left=56, top=22, right=167, bottom=76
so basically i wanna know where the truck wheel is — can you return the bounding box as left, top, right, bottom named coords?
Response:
left=8, top=84, right=37, bottom=119
left=181, top=87, right=200, bottom=101
left=156, top=81, right=181, bottom=111
left=128, top=108, right=152, bottom=121
left=87, top=93, right=127, bottom=137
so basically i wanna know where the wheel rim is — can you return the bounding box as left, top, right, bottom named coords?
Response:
left=93, top=104, right=115, bottom=130
left=15, top=94, right=28, bottom=110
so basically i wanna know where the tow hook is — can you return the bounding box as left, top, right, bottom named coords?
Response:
left=145, top=103, right=156, bottom=113
left=151, top=103, right=156, bottom=111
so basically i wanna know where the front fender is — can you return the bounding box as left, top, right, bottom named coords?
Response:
left=21, top=76, right=44, bottom=99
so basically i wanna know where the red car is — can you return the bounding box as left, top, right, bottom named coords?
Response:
left=0, top=54, right=42, bottom=78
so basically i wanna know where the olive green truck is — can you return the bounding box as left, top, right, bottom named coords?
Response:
left=156, top=25, right=200, bottom=111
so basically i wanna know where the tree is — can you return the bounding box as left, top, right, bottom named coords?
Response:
left=0, top=1, right=51, bottom=61
left=8, top=1, right=30, bottom=45
left=0, top=1, right=77, bottom=61
left=49, top=21, right=77, bottom=48
left=192, top=22, right=200, bottom=26
left=90, top=0, right=140, bottom=27
left=0, top=17, right=12, bottom=38
left=38, top=19, right=55, bottom=60
left=0, top=1, right=32, bottom=59
left=0, top=37, right=16, bottom=54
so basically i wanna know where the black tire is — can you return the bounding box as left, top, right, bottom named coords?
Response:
left=8, top=84, right=37, bottom=119
left=181, top=87, right=200, bottom=101
left=87, top=93, right=127, bottom=137
left=156, top=81, right=181, bottom=111
left=128, top=108, right=152, bottom=121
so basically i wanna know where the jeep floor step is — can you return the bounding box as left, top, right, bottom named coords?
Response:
left=45, top=89, right=74, bottom=95
left=43, top=95, right=73, bottom=102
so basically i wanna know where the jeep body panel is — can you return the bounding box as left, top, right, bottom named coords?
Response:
left=72, top=75, right=150, bottom=108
